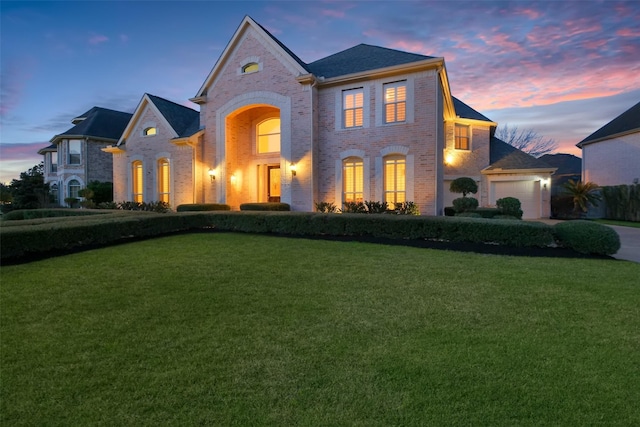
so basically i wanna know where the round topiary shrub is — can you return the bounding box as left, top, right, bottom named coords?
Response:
left=450, top=177, right=478, bottom=196
left=452, top=197, right=479, bottom=213
left=553, top=220, right=621, bottom=255
left=496, top=197, right=523, bottom=219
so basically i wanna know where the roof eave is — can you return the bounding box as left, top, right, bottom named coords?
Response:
left=316, top=57, right=444, bottom=87
left=101, top=145, right=125, bottom=154
left=576, top=127, right=640, bottom=148
left=481, top=167, right=558, bottom=175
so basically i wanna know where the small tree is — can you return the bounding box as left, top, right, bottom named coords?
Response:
left=496, top=124, right=557, bottom=157
left=563, top=179, right=601, bottom=215
left=8, top=162, right=50, bottom=209
left=449, top=177, right=478, bottom=197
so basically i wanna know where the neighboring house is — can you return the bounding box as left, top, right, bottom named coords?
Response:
left=39, top=107, right=132, bottom=205
left=577, top=101, right=640, bottom=186
left=538, top=153, right=581, bottom=196
left=104, top=16, right=554, bottom=218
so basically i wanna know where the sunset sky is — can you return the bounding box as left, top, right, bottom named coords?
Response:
left=1, top=0, right=639, bottom=183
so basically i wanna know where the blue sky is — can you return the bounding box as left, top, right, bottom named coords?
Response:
left=1, top=0, right=639, bottom=183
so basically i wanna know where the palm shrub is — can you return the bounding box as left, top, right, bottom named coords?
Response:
left=496, top=197, right=523, bottom=219
left=315, top=201, right=338, bottom=213
left=342, top=201, right=367, bottom=213
left=563, top=179, right=601, bottom=216
left=394, top=201, right=420, bottom=215
left=365, top=200, right=389, bottom=214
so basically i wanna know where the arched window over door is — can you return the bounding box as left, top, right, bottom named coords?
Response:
left=257, top=118, right=280, bottom=154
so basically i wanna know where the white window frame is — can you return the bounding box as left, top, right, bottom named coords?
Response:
left=383, top=81, right=407, bottom=124
left=68, top=140, right=81, bottom=165
left=335, top=87, right=370, bottom=131
left=455, top=124, right=471, bottom=150
left=132, top=160, right=144, bottom=203
left=375, top=78, right=414, bottom=127
left=342, top=157, right=364, bottom=204
left=156, top=157, right=170, bottom=204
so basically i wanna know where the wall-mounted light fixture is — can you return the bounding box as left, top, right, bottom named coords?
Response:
left=230, top=174, right=237, bottom=184
left=290, top=163, right=297, bottom=176
left=208, top=168, right=216, bottom=182
left=444, top=154, right=454, bottom=166
left=541, top=178, right=549, bottom=189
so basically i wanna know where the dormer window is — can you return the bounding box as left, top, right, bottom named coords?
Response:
left=242, top=62, right=259, bottom=74
left=144, top=127, right=157, bottom=136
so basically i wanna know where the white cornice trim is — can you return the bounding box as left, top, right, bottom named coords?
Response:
left=576, top=128, right=640, bottom=148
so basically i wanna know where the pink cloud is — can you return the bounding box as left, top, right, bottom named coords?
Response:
left=516, top=8, right=542, bottom=20
left=0, top=57, right=36, bottom=118
left=88, top=34, right=109, bottom=45
left=617, top=28, right=640, bottom=37
left=321, top=9, right=344, bottom=18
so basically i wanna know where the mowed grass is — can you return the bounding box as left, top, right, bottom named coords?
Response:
left=2, top=233, right=639, bottom=426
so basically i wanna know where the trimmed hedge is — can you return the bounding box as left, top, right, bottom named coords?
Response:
left=2, top=212, right=621, bottom=262
left=1, top=209, right=108, bottom=221
left=176, top=203, right=231, bottom=212
left=553, top=220, right=621, bottom=255
left=239, top=203, right=291, bottom=211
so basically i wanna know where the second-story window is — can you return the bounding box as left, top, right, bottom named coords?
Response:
left=242, top=63, right=259, bottom=73
left=455, top=124, right=470, bottom=150
left=51, top=151, right=58, bottom=173
left=384, top=81, right=406, bottom=123
left=343, top=88, right=364, bottom=128
left=68, top=140, right=81, bottom=165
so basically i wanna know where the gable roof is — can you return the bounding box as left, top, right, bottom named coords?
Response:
left=538, top=153, right=581, bottom=176
left=147, top=94, right=200, bottom=138
left=452, top=97, right=493, bottom=123
left=50, top=107, right=132, bottom=143
left=307, top=44, right=435, bottom=79
left=37, top=143, right=57, bottom=155
left=485, top=137, right=555, bottom=172
left=577, top=101, right=640, bottom=147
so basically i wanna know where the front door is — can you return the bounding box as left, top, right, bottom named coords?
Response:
left=268, top=166, right=280, bottom=202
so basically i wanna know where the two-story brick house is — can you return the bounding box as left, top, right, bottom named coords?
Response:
left=105, top=16, right=554, bottom=218
left=39, top=107, right=132, bottom=205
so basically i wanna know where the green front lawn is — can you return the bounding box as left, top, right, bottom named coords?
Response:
left=595, top=218, right=640, bottom=228
left=2, top=233, right=639, bottom=425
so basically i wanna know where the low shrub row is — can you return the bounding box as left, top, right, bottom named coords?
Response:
left=1, top=208, right=109, bottom=221
left=0, top=212, right=621, bottom=263
left=239, top=203, right=291, bottom=211
left=176, top=203, right=231, bottom=212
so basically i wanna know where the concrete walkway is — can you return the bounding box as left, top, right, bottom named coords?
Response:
left=530, top=219, right=640, bottom=263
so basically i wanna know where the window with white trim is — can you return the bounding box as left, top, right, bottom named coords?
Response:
left=455, top=124, right=470, bottom=150
left=384, top=81, right=406, bottom=124
left=68, top=179, right=81, bottom=199
left=68, top=140, right=81, bottom=165
left=384, top=155, right=406, bottom=207
left=343, top=157, right=364, bottom=203
left=242, top=63, right=259, bottom=73
left=157, top=158, right=170, bottom=203
left=143, top=127, right=157, bottom=136
left=257, top=118, right=281, bottom=154
left=343, top=88, right=364, bottom=128
left=132, top=160, right=143, bottom=203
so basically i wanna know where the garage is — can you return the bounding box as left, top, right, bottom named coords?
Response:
left=491, top=180, right=540, bottom=219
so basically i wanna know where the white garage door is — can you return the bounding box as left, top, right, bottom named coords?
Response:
left=492, top=180, right=540, bottom=219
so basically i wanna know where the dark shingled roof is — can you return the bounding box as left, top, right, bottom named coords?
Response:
left=452, top=97, right=493, bottom=122
left=37, top=143, right=57, bottom=155
left=147, top=94, right=200, bottom=138
left=307, top=44, right=435, bottom=79
left=578, top=101, right=640, bottom=146
left=255, top=19, right=310, bottom=74
left=487, top=137, right=554, bottom=171
left=539, top=153, right=581, bottom=175
left=53, top=107, right=132, bottom=142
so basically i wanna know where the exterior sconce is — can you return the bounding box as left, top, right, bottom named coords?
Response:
left=291, top=163, right=297, bottom=176
left=208, top=168, right=216, bottom=182
left=230, top=174, right=237, bottom=184
left=445, top=154, right=454, bottom=166
left=541, top=178, right=549, bottom=189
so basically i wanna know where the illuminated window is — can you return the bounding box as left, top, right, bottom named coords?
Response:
left=455, top=124, right=470, bottom=150
left=343, top=157, right=364, bottom=203
left=157, top=158, right=170, bottom=203
left=257, top=118, right=280, bottom=154
left=242, top=63, right=259, bottom=73
left=68, top=140, right=81, bottom=164
left=132, top=160, right=143, bottom=203
left=68, top=179, right=81, bottom=199
left=384, top=155, right=406, bottom=208
left=384, top=81, right=406, bottom=123
left=144, top=127, right=157, bottom=136
left=343, top=88, right=364, bottom=128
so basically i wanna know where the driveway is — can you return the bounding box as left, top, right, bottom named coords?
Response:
left=606, top=225, right=640, bottom=263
